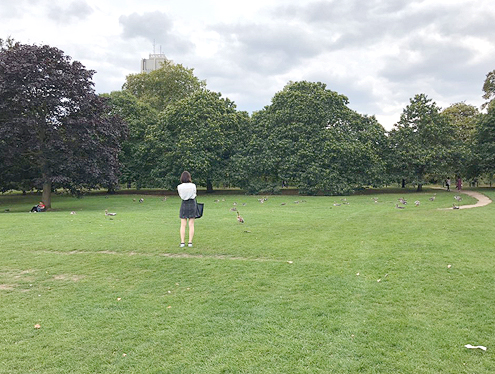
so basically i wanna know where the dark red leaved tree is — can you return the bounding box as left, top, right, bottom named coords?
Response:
left=0, top=41, right=127, bottom=208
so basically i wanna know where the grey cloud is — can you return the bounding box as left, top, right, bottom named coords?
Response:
left=119, top=11, right=193, bottom=54
left=188, top=53, right=286, bottom=112
left=271, top=0, right=495, bottom=50
left=432, top=7, right=495, bottom=41
left=207, top=0, right=494, bottom=79
left=196, top=0, right=495, bottom=120
left=0, top=0, right=44, bottom=18
left=119, top=11, right=173, bottom=40
left=381, top=38, right=479, bottom=83
left=264, top=1, right=401, bottom=53
left=211, top=23, right=324, bottom=74
left=191, top=56, right=239, bottom=81
left=273, top=0, right=346, bottom=24
left=273, top=0, right=415, bottom=31
left=301, top=69, right=381, bottom=115
left=47, top=0, right=94, bottom=24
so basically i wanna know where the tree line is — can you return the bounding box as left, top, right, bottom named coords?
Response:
left=1, top=41, right=495, bottom=208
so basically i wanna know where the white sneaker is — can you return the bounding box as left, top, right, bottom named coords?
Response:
left=180, top=243, right=185, bottom=248
left=188, top=243, right=193, bottom=247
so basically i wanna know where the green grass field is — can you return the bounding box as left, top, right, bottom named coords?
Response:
left=1, top=188, right=495, bottom=373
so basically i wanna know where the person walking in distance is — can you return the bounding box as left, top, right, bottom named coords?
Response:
left=177, top=171, right=197, bottom=248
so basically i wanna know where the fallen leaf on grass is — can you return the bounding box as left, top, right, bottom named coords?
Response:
left=287, top=261, right=293, bottom=264
left=167, top=305, right=172, bottom=309
left=34, top=324, right=41, bottom=329
left=448, top=264, right=452, bottom=269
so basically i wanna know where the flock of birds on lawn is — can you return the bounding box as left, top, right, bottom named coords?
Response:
left=215, top=197, right=310, bottom=224
left=103, top=197, right=147, bottom=219
left=393, top=194, right=463, bottom=210
left=219, top=193, right=464, bottom=224
left=97, top=193, right=465, bottom=224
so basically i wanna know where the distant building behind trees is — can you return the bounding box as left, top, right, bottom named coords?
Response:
left=141, top=53, right=168, bottom=73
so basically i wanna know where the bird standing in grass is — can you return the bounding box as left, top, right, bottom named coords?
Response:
left=237, top=211, right=244, bottom=223
left=414, top=200, right=420, bottom=206
left=104, top=210, right=117, bottom=216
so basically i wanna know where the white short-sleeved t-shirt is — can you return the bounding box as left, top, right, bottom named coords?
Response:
left=177, top=183, right=197, bottom=200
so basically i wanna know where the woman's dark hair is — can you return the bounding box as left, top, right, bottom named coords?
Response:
left=180, top=171, right=192, bottom=183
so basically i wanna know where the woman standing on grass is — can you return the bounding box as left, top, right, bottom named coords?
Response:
left=177, top=171, right=197, bottom=248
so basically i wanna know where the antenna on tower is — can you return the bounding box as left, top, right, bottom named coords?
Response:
left=153, top=39, right=156, bottom=54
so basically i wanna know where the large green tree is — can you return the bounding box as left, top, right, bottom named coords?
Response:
left=441, top=102, right=480, bottom=178
left=0, top=41, right=127, bottom=208
left=442, top=102, right=479, bottom=143
left=388, top=94, right=455, bottom=191
left=155, top=89, right=249, bottom=191
left=476, top=101, right=495, bottom=177
left=104, top=90, right=163, bottom=188
left=234, top=81, right=387, bottom=195
left=122, top=60, right=205, bottom=111
left=482, top=69, right=495, bottom=109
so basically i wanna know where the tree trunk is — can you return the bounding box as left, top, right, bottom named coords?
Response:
left=42, top=180, right=52, bottom=210
left=416, top=183, right=423, bottom=192
left=206, top=179, right=213, bottom=193
left=401, top=179, right=406, bottom=188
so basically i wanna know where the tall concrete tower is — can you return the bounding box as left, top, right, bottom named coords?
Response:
left=141, top=53, right=168, bottom=73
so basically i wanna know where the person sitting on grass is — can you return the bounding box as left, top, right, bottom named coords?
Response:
left=30, top=201, right=46, bottom=212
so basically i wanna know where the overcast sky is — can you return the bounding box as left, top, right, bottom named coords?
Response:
left=2, top=0, right=494, bottom=129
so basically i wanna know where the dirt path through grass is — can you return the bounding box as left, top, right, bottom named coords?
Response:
left=455, top=190, right=491, bottom=209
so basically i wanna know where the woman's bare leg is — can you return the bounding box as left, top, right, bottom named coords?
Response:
left=180, top=218, right=187, bottom=244
left=188, top=218, right=195, bottom=244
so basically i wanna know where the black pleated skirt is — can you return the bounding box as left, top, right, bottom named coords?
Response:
left=180, top=199, right=197, bottom=219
